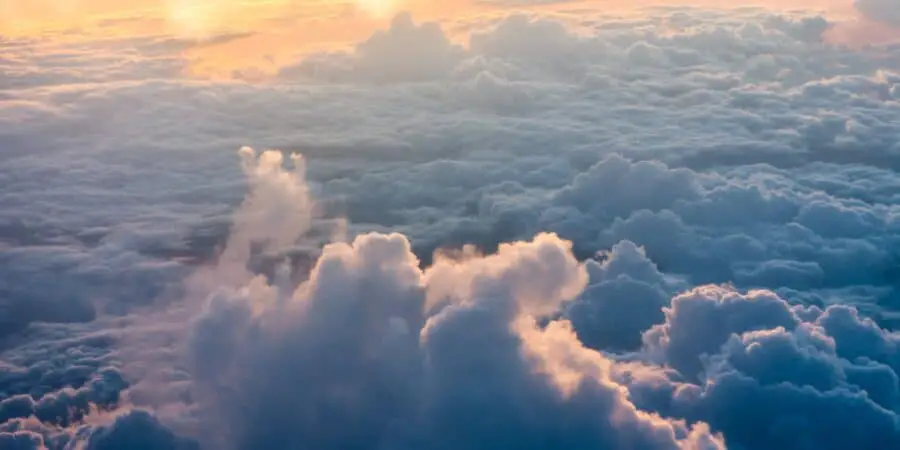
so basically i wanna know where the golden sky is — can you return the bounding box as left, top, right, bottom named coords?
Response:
left=0, top=0, right=490, bottom=78
left=0, top=0, right=852, bottom=34
left=0, top=0, right=863, bottom=79
left=0, top=0, right=474, bottom=37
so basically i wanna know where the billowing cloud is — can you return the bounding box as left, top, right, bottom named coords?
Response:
left=183, top=149, right=723, bottom=450
left=565, top=240, right=677, bottom=352
left=632, top=287, right=900, bottom=449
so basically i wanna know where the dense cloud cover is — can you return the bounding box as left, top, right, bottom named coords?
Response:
left=3, top=3, right=900, bottom=450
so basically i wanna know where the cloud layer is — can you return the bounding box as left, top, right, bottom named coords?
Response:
left=2, top=4, right=900, bottom=450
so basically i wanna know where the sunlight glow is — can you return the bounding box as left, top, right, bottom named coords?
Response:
left=355, top=0, right=399, bottom=18
left=165, top=0, right=236, bottom=38
left=0, top=0, right=861, bottom=80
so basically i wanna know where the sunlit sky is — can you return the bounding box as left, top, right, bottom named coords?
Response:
left=0, top=0, right=876, bottom=78
left=2, top=0, right=485, bottom=38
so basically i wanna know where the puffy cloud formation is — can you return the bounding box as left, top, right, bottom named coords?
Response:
left=565, top=240, right=677, bottom=352
left=0, top=408, right=199, bottom=450
left=5, top=139, right=900, bottom=449
left=180, top=149, right=900, bottom=450
left=279, top=12, right=466, bottom=83
left=82, top=410, right=199, bottom=450
left=632, top=287, right=900, bottom=450
left=184, top=149, right=722, bottom=450
left=3, top=4, right=900, bottom=450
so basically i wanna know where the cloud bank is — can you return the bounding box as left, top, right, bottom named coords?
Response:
left=2, top=4, right=900, bottom=450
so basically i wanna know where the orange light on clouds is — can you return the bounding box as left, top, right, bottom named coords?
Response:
left=0, top=0, right=884, bottom=80
left=0, top=0, right=429, bottom=78
left=1, top=0, right=151, bottom=35
left=0, top=0, right=859, bottom=37
left=1, top=0, right=414, bottom=37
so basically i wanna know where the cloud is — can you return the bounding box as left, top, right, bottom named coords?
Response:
left=279, top=12, right=466, bottom=83
left=2, top=5, right=900, bottom=450
left=853, top=0, right=900, bottom=27
left=0, top=408, right=199, bottom=450
left=174, top=148, right=900, bottom=450
left=134, top=147, right=900, bottom=450
left=0, top=431, right=44, bottom=450
left=82, top=409, right=199, bottom=450
left=179, top=149, right=723, bottom=450
left=625, top=286, right=900, bottom=450
left=564, top=240, right=676, bottom=352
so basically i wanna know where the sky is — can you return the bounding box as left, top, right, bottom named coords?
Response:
left=2, top=0, right=900, bottom=449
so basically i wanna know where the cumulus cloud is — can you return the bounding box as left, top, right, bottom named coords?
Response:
left=177, top=147, right=900, bottom=450
left=82, top=410, right=199, bottom=450
left=564, top=240, right=678, bottom=352
left=182, top=149, right=723, bottom=450
left=627, top=285, right=900, bottom=450
left=279, top=12, right=466, bottom=83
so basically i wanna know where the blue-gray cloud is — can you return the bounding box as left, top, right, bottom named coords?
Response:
left=854, top=0, right=900, bottom=27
